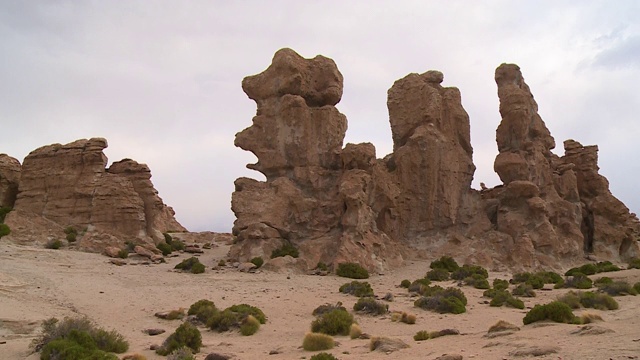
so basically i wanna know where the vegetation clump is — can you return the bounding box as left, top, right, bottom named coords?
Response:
left=429, top=256, right=460, bottom=272
left=493, top=279, right=509, bottom=291
left=271, top=242, right=299, bottom=258
left=407, top=278, right=431, bottom=293
left=302, top=333, right=335, bottom=351
left=0, top=223, right=10, bottom=238
left=64, top=226, right=78, bottom=242
left=187, top=299, right=218, bottom=324
left=33, top=317, right=129, bottom=358
left=0, top=206, right=11, bottom=222
left=451, top=264, right=488, bottom=281
left=556, top=291, right=618, bottom=310
left=45, top=239, right=63, bottom=249
left=511, top=283, right=536, bottom=297
left=240, top=315, right=261, bottom=336
left=156, top=322, right=201, bottom=356
left=390, top=312, right=416, bottom=324
left=117, top=249, right=129, bottom=259
left=414, top=287, right=467, bottom=314
left=400, top=279, right=411, bottom=288
left=349, top=323, right=362, bottom=339
left=426, top=268, right=450, bottom=281
left=353, top=297, right=388, bottom=315
left=522, top=301, right=577, bottom=325
left=208, top=303, right=266, bottom=333
left=312, top=303, right=347, bottom=317
left=510, top=271, right=562, bottom=289
left=461, top=273, right=490, bottom=289
left=555, top=274, right=593, bottom=289
left=310, top=352, right=339, bottom=360
left=336, top=262, right=369, bottom=279
left=156, top=242, right=173, bottom=256
left=484, top=289, right=524, bottom=309
left=174, top=257, right=205, bottom=274
left=311, top=309, right=354, bottom=336
left=628, top=258, right=640, bottom=269
left=339, top=281, right=374, bottom=297
left=565, top=261, right=621, bottom=276
left=163, top=233, right=186, bottom=252
left=413, top=330, right=430, bottom=341
left=597, top=281, right=638, bottom=296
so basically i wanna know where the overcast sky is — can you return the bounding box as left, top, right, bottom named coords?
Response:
left=1, top=1, right=639, bottom=232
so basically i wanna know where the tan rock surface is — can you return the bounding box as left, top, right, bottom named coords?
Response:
left=0, top=154, right=21, bottom=208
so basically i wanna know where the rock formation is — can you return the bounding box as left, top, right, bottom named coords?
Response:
left=0, top=154, right=21, bottom=208
left=231, top=49, right=640, bottom=272
left=3, top=138, right=185, bottom=251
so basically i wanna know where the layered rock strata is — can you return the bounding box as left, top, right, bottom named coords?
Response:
left=4, top=138, right=185, bottom=251
left=231, top=49, right=639, bottom=272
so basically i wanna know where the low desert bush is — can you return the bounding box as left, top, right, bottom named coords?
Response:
left=390, top=312, right=416, bottom=324
left=117, top=249, right=129, bottom=259
left=522, top=301, right=577, bottom=325
left=311, top=309, right=354, bottom=336
left=271, top=242, right=299, bottom=258
left=240, top=315, right=261, bottom=336
left=487, top=289, right=525, bottom=309
left=163, top=232, right=173, bottom=243
left=462, top=273, right=490, bottom=289
left=336, top=262, right=369, bottom=279
left=414, top=287, right=467, bottom=314
left=594, top=276, right=614, bottom=286
left=413, top=330, right=430, bottom=341
left=302, top=332, right=335, bottom=351
left=156, top=242, right=173, bottom=256
left=578, top=312, right=603, bottom=324
left=451, top=264, right=488, bottom=281
left=557, top=290, right=618, bottom=310
left=407, top=278, right=431, bottom=293
left=349, top=323, right=362, bottom=339
left=426, top=268, right=450, bottom=281
left=339, top=281, right=374, bottom=297
left=174, top=257, right=205, bottom=274
left=312, top=303, right=347, bottom=317
left=250, top=256, right=264, bottom=269
left=156, top=322, right=202, bottom=355
left=635, top=282, right=640, bottom=294
left=310, top=352, right=339, bottom=360
left=556, top=274, right=593, bottom=289
left=565, top=261, right=621, bottom=276
left=511, top=271, right=562, bottom=288
left=0, top=223, right=10, bottom=238
left=316, top=262, right=328, bottom=271
left=33, top=317, right=128, bottom=357
left=45, top=239, right=62, bottom=249
left=400, top=279, right=411, bottom=288
left=512, top=283, right=536, bottom=297
left=597, top=281, right=638, bottom=296
left=353, top=297, right=388, bottom=315
left=167, top=347, right=195, bottom=360
left=493, top=279, right=509, bottom=291
left=0, top=206, right=11, bottom=223
left=227, top=304, right=266, bottom=324
left=217, top=259, right=226, bottom=267
left=188, top=299, right=217, bottom=323
left=429, top=256, right=460, bottom=272
left=208, top=304, right=266, bottom=333
left=628, top=258, right=640, bottom=269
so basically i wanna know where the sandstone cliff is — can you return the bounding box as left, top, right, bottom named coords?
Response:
left=231, top=49, right=640, bottom=272
left=3, top=138, right=185, bottom=251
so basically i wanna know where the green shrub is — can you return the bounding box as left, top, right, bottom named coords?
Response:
left=174, top=257, right=205, bottom=274
left=163, top=232, right=173, bottom=244
left=595, top=261, right=621, bottom=273
left=556, top=291, right=581, bottom=309
left=227, top=304, right=267, bottom=324
left=429, top=256, right=460, bottom=272
left=336, top=263, right=369, bottom=279
left=597, top=281, right=638, bottom=296
left=45, top=239, right=62, bottom=249
left=316, top=262, right=328, bottom=271
left=171, top=240, right=186, bottom=252
left=157, top=322, right=201, bottom=355
left=156, top=242, right=173, bottom=256
left=353, top=297, right=388, bottom=315
left=66, top=233, right=77, bottom=243
left=493, top=279, right=509, bottom=291
left=302, top=333, right=334, bottom=351
left=240, top=315, right=260, bottom=336
left=312, top=303, right=347, bottom=317
left=310, top=352, right=339, bottom=360
left=628, top=258, right=640, bottom=269
left=451, top=264, right=488, bottom=280
left=413, top=330, right=430, bottom=341
left=522, top=301, right=576, bottom=325
left=250, top=256, right=264, bottom=268
left=339, top=281, right=374, bottom=297
left=188, top=299, right=217, bottom=324
left=414, top=292, right=466, bottom=314
left=566, top=264, right=598, bottom=276
left=0, top=206, right=11, bottom=223
left=0, top=223, right=10, bottom=238
left=271, top=242, right=299, bottom=258
left=408, top=278, right=431, bottom=293
left=311, top=309, right=354, bottom=336
left=41, top=330, right=118, bottom=360
left=512, top=283, right=536, bottom=297
left=577, top=291, right=619, bottom=310
left=510, top=272, right=553, bottom=289
left=117, top=249, right=129, bottom=259
left=167, top=347, right=195, bottom=360
left=487, top=289, right=524, bottom=309
left=64, top=226, right=78, bottom=242
left=33, top=317, right=128, bottom=356
left=594, top=277, right=614, bottom=286
left=536, top=271, right=564, bottom=284
left=462, top=274, right=490, bottom=289
left=218, top=259, right=226, bottom=267
left=634, top=282, right=640, bottom=294
left=426, top=268, right=450, bottom=281
left=400, top=279, right=411, bottom=288
left=208, top=304, right=266, bottom=332
left=561, top=274, right=593, bottom=289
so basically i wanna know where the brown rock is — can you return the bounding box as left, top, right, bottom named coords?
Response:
left=369, top=336, right=409, bottom=353
left=0, top=154, right=20, bottom=208
left=435, top=355, right=463, bottom=360
left=104, top=246, right=122, bottom=258
left=109, top=258, right=127, bottom=266
left=4, top=138, right=185, bottom=253
left=134, top=245, right=155, bottom=259
left=237, top=262, right=257, bottom=272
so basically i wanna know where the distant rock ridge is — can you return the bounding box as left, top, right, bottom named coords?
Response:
left=1, top=138, right=185, bottom=251
left=230, top=48, right=640, bottom=272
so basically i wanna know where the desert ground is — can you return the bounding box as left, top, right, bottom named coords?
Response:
left=1, top=238, right=639, bottom=360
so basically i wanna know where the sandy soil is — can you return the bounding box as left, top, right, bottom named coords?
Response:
left=1, top=240, right=639, bottom=360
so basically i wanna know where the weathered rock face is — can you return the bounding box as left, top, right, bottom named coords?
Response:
left=4, top=138, right=185, bottom=250
left=0, top=154, right=21, bottom=208
left=231, top=49, right=639, bottom=272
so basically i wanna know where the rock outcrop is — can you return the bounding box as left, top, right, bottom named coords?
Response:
left=0, top=154, right=21, bottom=208
left=231, top=49, right=640, bottom=272
left=4, top=138, right=185, bottom=251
